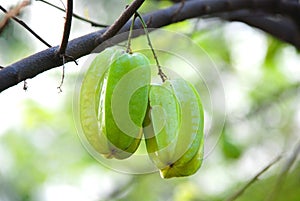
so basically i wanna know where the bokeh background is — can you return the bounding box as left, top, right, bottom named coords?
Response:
left=0, top=1, right=300, bottom=201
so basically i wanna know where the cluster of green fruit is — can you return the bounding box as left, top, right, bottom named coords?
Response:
left=79, top=48, right=204, bottom=178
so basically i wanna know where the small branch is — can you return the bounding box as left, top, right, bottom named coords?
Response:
left=56, top=0, right=73, bottom=92
left=0, top=3, right=51, bottom=47
left=265, top=139, right=300, bottom=201
left=98, top=0, right=145, bottom=42
left=58, top=0, right=73, bottom=55
left=35, top=0, right=108, bottom=27
left=0, top=0, right=29, bottom=33
left=225, top=155, right=282, bottom=201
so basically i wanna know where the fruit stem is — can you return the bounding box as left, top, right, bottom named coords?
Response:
left=126, top=12, right=137, bottom=54
left=135, top=12, right=168, bottom=82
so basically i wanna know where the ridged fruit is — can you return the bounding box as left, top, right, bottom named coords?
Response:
left=80, top=48, right=151, bottom=159
left=144, top=78, right=204, bottom=178
left=99, top=52, right=151, bottom=159
left=80, top=47, right=123, bottom=155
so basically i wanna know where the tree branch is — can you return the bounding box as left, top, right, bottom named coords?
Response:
left=0, top=0, right=300, bottom=92
left=220, top=10, right=300, bottom=47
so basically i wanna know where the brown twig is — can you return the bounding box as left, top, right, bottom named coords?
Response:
left=0, top=2, right=51, bottom=47
left=98, top=0, right=145, bottom=42
left=225, top=155, right=282, bottom=201
left=35, top=0, right=108, bottom=27
left=0, top=0, right=29, bottom=33
left=56, top=0, right=73, bottom=92
left=58, top=0, right=73, bottom=55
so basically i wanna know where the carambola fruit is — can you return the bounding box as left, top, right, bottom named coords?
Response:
left=144, top=78, right=204, bottom=178
left=80, top=48, right=205, bottom=178
left=80, top=48, right=151, bottom=159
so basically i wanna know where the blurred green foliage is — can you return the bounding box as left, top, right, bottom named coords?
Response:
left=0, top=1, right=300, bottom=201
left=221, top=126, right=243, bottom=160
